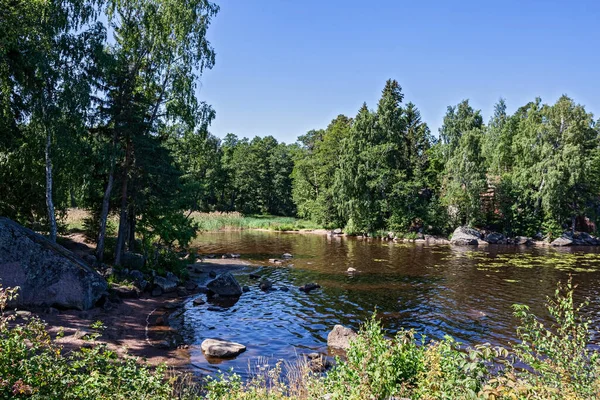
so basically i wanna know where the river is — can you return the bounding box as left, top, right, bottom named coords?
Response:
left=178, top=231, right=600, bottom=377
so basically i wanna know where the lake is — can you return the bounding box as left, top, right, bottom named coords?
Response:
left=178, top=231, right=600, bottom=377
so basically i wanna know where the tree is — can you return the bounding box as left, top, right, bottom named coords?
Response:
left=96, top=0, right=219, bottom=263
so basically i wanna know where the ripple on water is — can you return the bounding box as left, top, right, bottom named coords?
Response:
left=182, top=232, right=600, bottom=377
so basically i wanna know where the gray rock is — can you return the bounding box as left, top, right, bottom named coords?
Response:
left=192, top=297, right=205, bottom=306
left=207, top=272, right=242, bottom=297
left=450, top=226, right=482, bottom=246
left=176, top=286, right=188, bottom=297
left=154, top=276, right=177, bottom=293
left=151, top=287, right=163, bottom=297
left=347, top=267, right=357, bottom=273
left=327, top=325, right=358, bottom=350
left=0, top=217, right=107, bottom=310
left=299, top=283, right=320, bottom=293
left=333, top=228, right=343, bottom=234
left=282, top=253, right=293, bottom=259
left=110, top=284, right=139, bottom=299
left=242, top=286, right=250, bottom=292
left=121, top=252, right=145, bottom=270
left=259, top=279, right=273, bottom=291
left=484, top=232, right=506, bottom=244
left=83, top=254, right=97, bottom=266
left=515, top=236, right=532, bottom=246
left=279, top=286, right=289, bottom=292
left=249, top=273, right=261, bottom=280
left=201, top=338, right=246, bottom=358
left=166, top=272, right=180, bottom=284
left=551, top=236, right=573, bottom=247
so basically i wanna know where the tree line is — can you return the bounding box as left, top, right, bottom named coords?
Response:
left=2, top=0, right=599, bottom=268
left=293, top=80, right=600, bottom=237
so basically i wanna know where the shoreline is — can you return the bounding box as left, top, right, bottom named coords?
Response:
left=26, top=258, right=254, bottom=375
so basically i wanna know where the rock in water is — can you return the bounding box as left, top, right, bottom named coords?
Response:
left=450, top=226, right=482, bottom=246
left=207, top=272, right=242, bottom=297
left=299, top=283, right=320, bottom=293
left=327, top=325, right=358, bottom=350
left=484, top=232, right=506, bottom=244
left=0, top=217, right=107, bottom=310
left=201, top=338, right=246, bottom=358
left=551, top=235, right=573, bottom=247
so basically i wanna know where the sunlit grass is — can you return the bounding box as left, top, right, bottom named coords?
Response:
left=189, top=211, right=323, bottom=232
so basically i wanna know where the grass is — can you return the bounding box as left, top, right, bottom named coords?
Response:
left=189, top=211, right=323, bottom=232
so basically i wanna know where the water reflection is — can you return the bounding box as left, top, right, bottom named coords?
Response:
left=180, top=231, right=600, bottom=377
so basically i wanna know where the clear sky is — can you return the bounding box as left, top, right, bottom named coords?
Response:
left=198, top=0, right=600, bottom=143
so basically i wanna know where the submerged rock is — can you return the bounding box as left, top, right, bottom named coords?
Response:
left=299, top=283, right=320, bottom=293
left=201, top=338, right=246, bottom=358
left=450, top=226, right=482, bottom=246
left=327, top=325, right=358, bottom=350
left=0, top=217, right=107, bottom=310
left=207, top=272, right=242, bottom=297
left=259, top=279, right=273, bottom=291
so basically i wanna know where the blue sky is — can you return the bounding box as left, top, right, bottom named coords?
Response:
left=198, top=0, right=600, bottom=143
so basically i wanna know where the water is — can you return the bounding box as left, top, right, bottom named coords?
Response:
left=178, top=231, right=600, bottom=376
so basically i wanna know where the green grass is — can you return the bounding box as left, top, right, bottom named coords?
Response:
left=190, top=212, right=323, bottom=232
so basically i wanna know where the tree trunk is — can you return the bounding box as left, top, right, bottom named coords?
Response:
left=45, top=126, right=57, bottom=242
left=114, top=140, right=131, bottom=266
left=128, top=206, right=136, bottom=252
left=96, top=131, right=118, bottom=263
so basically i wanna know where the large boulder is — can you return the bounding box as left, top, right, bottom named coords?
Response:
left=207, top=272, right=242, bottom=297
left=450, top=226, right=482, bottom=246
left=201, top=338, right=246, bottom=358
left=327, top=325, right=358, bottom=350
left=0, top=217, right=107, bottom=310
left=153, top=275, right=178, bottom=294
left=121, top=252, right=145, bottom=270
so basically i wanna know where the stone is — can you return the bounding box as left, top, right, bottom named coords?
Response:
left=83, top=254, right=97, bottom=266
left=484, top=232, right=506, bottom=244
left=151, top=287, right=163, bottom=297
left=193, top=297, right=206, bottom=306
left=154, top=276, right=177, bottom=293
left=249, top=273, right=261, bottom=280
left=201, top=338, right=246, bottom=358
left=229, top=253, right=241, bottom=259
left=515, top=236, right=532, bottom=246
left=0, top=217, right=107, bottom=310
left=279, top=286, right=289, bottom=292
left=347, top=267, right=357, bottom=273
left=259, top=280, right=273, bottom=291
left=333, top=228, right=343, bottom=234
left=176, top=286, right=188, bottom=297
left=450, top=226, right=482, bottom=246
left=282, top=253, right=293, bottom=259
left=121, top=252, right=145, bottom=270
left=304, top=353, right=332, bottom=373
left=327, top=325, right=358, bottom=350
left=209, top=270, right=217, bottom=278
left=206, top=272, right=242, bottom=297
left=299, top=283, right=320, bottom=293
left=184, top=281, right=198, bottom=291
left=551, top=236, right=574, bottom=247
left=110, top=283, right=139, bottom=299
left=268, top=258, right=280, bottom=264
left=242, top=286, right=250, bottom=293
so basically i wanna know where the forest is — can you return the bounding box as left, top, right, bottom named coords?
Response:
left=2, top=0, right=600, bottom=269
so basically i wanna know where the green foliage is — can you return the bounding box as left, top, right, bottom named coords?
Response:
left=0, top=286, right=180, bottom=399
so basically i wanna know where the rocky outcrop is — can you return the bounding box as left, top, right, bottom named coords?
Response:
left=450, top=226, right=482, bottom=246
left=207, top=272, right=242, bottom=297
left=552, top=232, right=600, bottom=246
left=0, top=217, right=107, bottom=310
left=327, top=325, right=358, bottom=350
left=201, top=338, right=246, bottom=358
